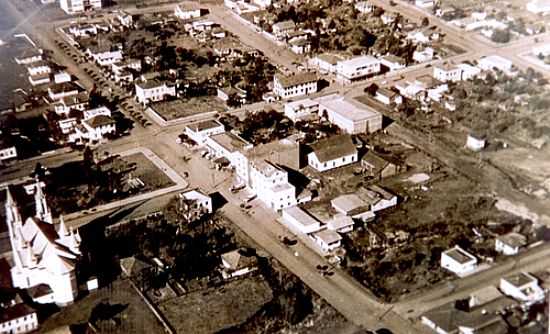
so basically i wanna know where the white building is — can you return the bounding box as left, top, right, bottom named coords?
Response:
left=87, top=47, right=123, bottom=67
left=53, top=92, right=89, bottom=116
left=185, top=120, right=225, bottom=145
left=478, top=55, right=514, bottom=75
left=308, top=134, right=358, bottom=172
left=316, top=94, right=382, bottom=134
left=205, top=132, right=252, bottom=180
left=0, top=138, right=17, bottom=162
left=412, top=47, right=434, bottom=63
left=0, top=303, right=39, bottom=334
left=174, top=3, right=204, bottom=20
left=26, top=61, right=51, bottom=77
left=54, top=71, right=72, bottom=84
left=336, top=55, right=381, bottom=84
left=179, top=189, right=213, bottom=215
left=68, top=24, right=98, bottom=37
left=48, top=82, right=81, bottom=101
left=272, top=20, right=296, bottom=39
left=331, top=194, right=370, bottom=217
left=5, top=181, right=81, bottom=306
left=354, top=1, right=374, bottom=13
left=500, top=272, right=545, bottom=306
left=380, top=55, right=407, bottom=71
left=495, top=232, right=527, bottom=256
left=433, top=64, right=463, bottom=82
left=220, top=249, right=257, bottom=279
left=309, top=54, right=343, bottom=74
left=68, top=115, right=116, bottom=144
left=273, top=72, right=318, bottom=99
left=415, top=0, right=434, bottom=7
left=312, top=229, right=342, bottom=252
left=282, top=206, right=323, bottom=234
left=359, top=185, right=398, bottom=213
left=375, top=87, right=403, bottom=105
left=441, top=246, right=477, bottom=276
left=249, top=159, right=297, bottom=210
left=60, top=0, right=102, bottom=15
left=284, top=98, right=319, bottom=122
left=527, top=0, right=550, bottom=14
left=466, top=133, right=486, bottom=152
left=456, top=63, right=481, bottom=80
left=327, top=214, right=354, bottom=233
left=135, top=80, right=176, bottom=105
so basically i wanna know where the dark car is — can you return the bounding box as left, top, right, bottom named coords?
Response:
left=376, top=329, right=394, bottom=334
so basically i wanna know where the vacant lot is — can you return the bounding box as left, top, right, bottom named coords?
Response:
left=41, top=279, right=164, bottom=334
left=123, top=153, right=175, bottom=191
left=159, top=276, right=273, bottom=334
left=149, top=98, right=224, bottom=121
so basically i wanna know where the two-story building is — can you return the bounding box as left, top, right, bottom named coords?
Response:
left=336, top=55, right=381, bottom=84
left=500, top=272, right=545, bottom=306
left=272, top=20, right=296, bottom=40
left=273, top=72, right=318, bottom=99
left=135, top=80, right=176, bottom=105
left=249, top=159, right=297, bottom=210
left=283, top=98, right=319, bottom=122
left=185, top=120, right=225, bottom=146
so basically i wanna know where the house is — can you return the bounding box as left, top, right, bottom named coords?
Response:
left=309, top=54, right=343, bottom=74
left=273, top=72, right=318, bottom=99
left=331, top=194, right=370, bottom=217
left=15, top=48, right=43, bottom=65
left=456, top=63, right=481, bottom=81
left=433, top=64, right=463, bottom=82
left=361, top=151, right=402, bottom=179
left=185, top=120, right=225, bottom=145
left=174, top=3, right=205, bottom=20
left=500, top=272, right=545, bottom=306
left=60, top=0, right=101, bottom=14
left=527, top=0, right=550, bottom=14
left=0, top=136, right=17, bottom=162
left=312, top=229, right=342, bottom=252
left=380, top=55, right=407, bottom=72
left=178, top=189, right=213, bottom=223
left=53, top=71, right=72, bottom=84
left=26, top=61, right=51, bottom=77
left=413, top=46, right=434, bottom=63
left=407, top=29, right=437, bottom=44
left=289, top=38, right=311, bottom=55
left=220, top=249, right=258, bottom=279
left=53, top=92, right=89, bottom=116
left=466, top=132, right=486, bottom=152
left=249, top=159, right=297, bottom=210
left=284, top=98, right=319, bottom=122
left=495, top=232, right=527, bottom=255
left=354, top=1, right=374, bottom=13
left=358, top=185, right=398, bottom=212
left=441, top=246, right=477, bottom=276
left=0, top=303, right=39, bottom=334
left=308, top=134, right=358, bottom=172
left=5, top=182, right=82, bottom=306
left=282, top=206, right=323, bottom=234
left=336, top=55, right=381, bottom=84
left=327, top=214, right=354, bottom=233
left=86, top=45, right=123, bottom=67
left=477, top=55, right=514, bottom=75
left=114, top=10, right=134, bottom=28
left=316, top=94, right=382, bottom=134
left=415, top=0, right=434, bottom=7
left=375, top=87, right=403, bottom=105
left=68, top=24, right=98, bottom=37
left=272, top=20, right=296, bottom=39
left=421, top=290, right=515, bottom=334
left=217, top=86, right=247, bottom=105
left=119, top=256, right=151, bottom=278
left=29, top=73, right=50, bottom=86
left=135, top=80, right=176, bottom=105
left=68, top=115, right=116, bottom=144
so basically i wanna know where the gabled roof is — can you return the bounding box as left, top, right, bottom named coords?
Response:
left=275, top=72, right=318, bottom=88
left=86, top=115, right=115, bottom=128
left=310, top=134, right=357, bottom=163
left=0, top=303, right=36, bottom=323
left=221, top=249, right=257, bottom=270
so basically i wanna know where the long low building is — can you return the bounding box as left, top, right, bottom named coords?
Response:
left=317, top=94, right=382, bottom=134
left=282, top=206, right=323, bottom=234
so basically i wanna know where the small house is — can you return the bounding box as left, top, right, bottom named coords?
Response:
left=312, top=229, right=342, bottom=253
left=500, top=272, right=545, bottom=306
left=441, top=246, right=477, bottom=276
left=308, top=134, right=358, bottom=172
left=495, top=232, right=527, bottom=255
left=466, top=133, right=486, bottom=152
left=220, top=249, right=257, bottom=279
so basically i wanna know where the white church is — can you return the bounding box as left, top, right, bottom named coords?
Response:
left=4, top=178, right=82, bottom=306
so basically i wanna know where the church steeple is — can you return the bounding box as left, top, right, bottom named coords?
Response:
left=34, top=177, right=52, bottom=224
left=57, top=215, right=69, bottom=237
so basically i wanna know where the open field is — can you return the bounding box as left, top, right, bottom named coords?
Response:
left=148, top=97, right=224, bottom=121
left=40, top=279, right=164, bottom=334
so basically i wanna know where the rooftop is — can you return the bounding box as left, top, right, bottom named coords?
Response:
left=331, top=194, right=368, bottom=214
left=443, top=246, right=476, bottom=264
left=502, top=272, right=537, bottom=288
left=316, top=53, right=344, bottom=65
left=86, top=115, right=115, bottom=128
left=221, top=249, right=257, bottom=270
left=316, top=94, right=380, bottom=121
left=327, top=214, right=354, bottom=230
left=210, top=132, right=250, bottom=152
left=497, top=232, right=527, bottom=248
left=0, top=303, right=36, bottom=323
left=273, top=20, right=296, bottom=30
left=275, top=72, right=318, bottom=88
left=136, top=79, right=171, bottom=90
left=283, top=206, right=320, bottom=227
left=313, top=229, right=342, bottom=244
left=337, top=55, right=379, bottom=69
left=310, top=134, right=357, bottom=163
left=186, top=119, right=224, bottom=132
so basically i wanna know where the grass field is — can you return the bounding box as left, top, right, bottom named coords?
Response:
left=149, top=98, right=224, bottom=121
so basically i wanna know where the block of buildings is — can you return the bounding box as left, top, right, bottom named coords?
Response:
left=309, top=54, right=343, bottom=74
left=441, top=246, right=477, bottom=276
left=272, top=20, right=296, bottom=39
left=273, top=72, right=318, bottom=99
left=331, top=194, right=370, bottom=216
left=284, top=98, right=319, bottom=122
left=316, top=94, right=382, bottom=134
left=308, top=134, right=358, bottom=172
left=495, top=232, right=527, bottom=255
left=281, top=206, right=323, bottom=234
left=375, top=87, right=403, bottom=105
left=4, top=180, right=82, bottom=306
left=0, top=303, right=39, bottom=334
left=174, top=3, right=206, bottom=20
left=336, top=55, right=381, bottom=84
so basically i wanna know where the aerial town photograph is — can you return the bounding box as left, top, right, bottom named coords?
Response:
left=1, top=0, right=550, bottom=332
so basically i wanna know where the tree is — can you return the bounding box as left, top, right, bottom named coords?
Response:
left=491, top=29, right=511, bottom=43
